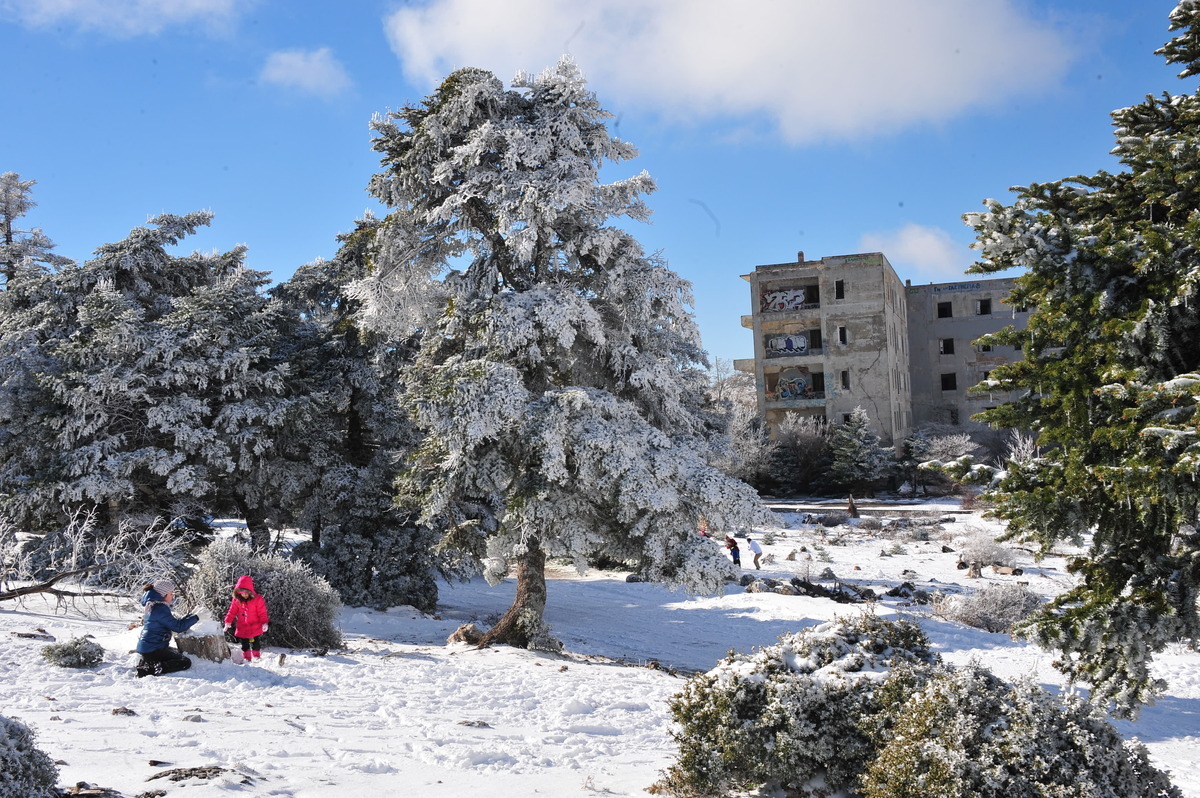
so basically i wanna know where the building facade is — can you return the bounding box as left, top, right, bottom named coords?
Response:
left=736, top=251, right=1027, bottom=445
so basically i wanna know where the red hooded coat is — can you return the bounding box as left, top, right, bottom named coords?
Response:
left=223, top=575, right=270, bottom=639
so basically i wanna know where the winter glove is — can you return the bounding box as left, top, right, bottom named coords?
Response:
left=262, top=624, right=269, bottom=634
left=223, top=623, right=232, bottom=631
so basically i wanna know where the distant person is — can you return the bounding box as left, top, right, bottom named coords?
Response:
left=744, top=535, right=763, bottom=569
left=135, top=579, right=198, bottom=678
left=725, top=536, right=741, bottom=567
left=223, top=575, right=270, bottom=662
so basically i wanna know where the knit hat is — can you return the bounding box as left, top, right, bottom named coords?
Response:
left=152, top=578, right=176, bottom=597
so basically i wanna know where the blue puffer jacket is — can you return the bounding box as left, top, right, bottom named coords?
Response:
left=136, top=588, right=199, bottom=654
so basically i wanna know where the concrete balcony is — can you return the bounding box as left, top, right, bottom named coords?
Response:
left=733, top=358, right=756, bottom=373
left=765, top=393, right=828, bottom=409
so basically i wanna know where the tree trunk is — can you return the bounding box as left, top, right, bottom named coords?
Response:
left=175, top=632, right=231, bottom=662
left=476, top=537, right=558, bottom=650
left=234, top=495, right=271, bottom=552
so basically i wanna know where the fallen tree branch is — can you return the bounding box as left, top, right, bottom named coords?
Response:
left=0, top=558, right=132, bottom=603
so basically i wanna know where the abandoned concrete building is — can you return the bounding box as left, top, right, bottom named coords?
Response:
left=735, top=251, right=1028, bottom=445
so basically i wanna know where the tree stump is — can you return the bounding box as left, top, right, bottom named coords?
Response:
left=175, top=633, right=231, bottom=662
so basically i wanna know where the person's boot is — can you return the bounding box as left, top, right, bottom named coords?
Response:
left=252, top=650, right=261, bottom=659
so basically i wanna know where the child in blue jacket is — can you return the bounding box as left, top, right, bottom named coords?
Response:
left=135, top=579, right=198, bottom=677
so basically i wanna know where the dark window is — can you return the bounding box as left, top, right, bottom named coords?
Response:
left=949, top=408, right=960, bottom=425
left=809, top=328, right=823, bottom=349
left=977, top=298, right=992, bottom=315
left=838, top=326, right=848, bottom=345
left=937, top=301, right=953, bottom=318
left=981, top=370, right=991, bottom=381
left=979, top=343, right=993, bottom=353
left=939, top=337, right=955, bottom=355
left=812, top=372, right=826, bottom=392
left=941, top=373, right=958, bottom=391
left=842, top=413, right=852, bottom=424
left=834, top=279, right=845, bottom=300
left=840, top=370, right=850, bottom=390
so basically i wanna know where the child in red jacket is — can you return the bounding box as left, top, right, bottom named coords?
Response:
left=223, top=575, right=270, bottom=662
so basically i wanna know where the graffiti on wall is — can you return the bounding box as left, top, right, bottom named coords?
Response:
left=760, top=287, right=811, bottom=312
left=766, top=333, right=809, bottom=355
left=771, top=367, right=815, bottom=400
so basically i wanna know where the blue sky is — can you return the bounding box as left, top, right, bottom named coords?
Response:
left=0, top=0, right=1187, bottom=365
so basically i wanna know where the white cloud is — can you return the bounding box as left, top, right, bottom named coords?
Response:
left=1, top=0, right=245, bottom=36
left=858, top=224, right=974, bottom=283
left=259, top=48, right=353, bottom=99
left=382, top=0, right=1074, bottom=145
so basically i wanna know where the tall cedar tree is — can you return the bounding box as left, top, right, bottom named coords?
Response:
left=0, top=212, right=295, bottom=545
left=359, top=59, right=766, bottom=648
left=271, top=220, right=438, bottom=612
left=0, top=172, right=72, bottom=288
left=964, top=1, right=1200, bottom=715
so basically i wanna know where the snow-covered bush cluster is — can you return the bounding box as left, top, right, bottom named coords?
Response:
left=0, top=715, right=58, bottom=798
left=653, top=615, right=936, bottom=796
left=932, top=583, right=1042, bottom=633
left=187, top=540, right=342, bottom=649
left=654, top=616, right=1181, bottom=797
left=954, top=526, right=1018, bottom=567
left=40, top=636, right=104, bottom=668
left=862, top=665, right=1180, bottom=798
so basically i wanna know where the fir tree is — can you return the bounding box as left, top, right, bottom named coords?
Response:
left=272, top=218, right=438, bottom=612
left=357, top=59, right=766, bottom=648
left=0, top=172, right=72, bottom=288
left=826, top=406, right=889, bottom=496
left=963, top=0, right=1200, bottom=715
left=0, top=212, right=297, bottom=545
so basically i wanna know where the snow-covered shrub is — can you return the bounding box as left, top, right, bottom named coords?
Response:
left=861, top=665, right=1182, bottom=798
left=955, top=527, right=1017, bottom=567
left=818, top=512, right=849, bottom=527
left=40, top=636, right=104, bottom=668
left=188, top=539, right=343, bottom=649
left=0, top=715, right=58, bottom=798
left=933, top=583, right=1042, bottom=633
left=654, top=617, right=1182, bottom=798
left=652, top=616, right=938, bottom=797
left=858, top=516, right=883, bottom=531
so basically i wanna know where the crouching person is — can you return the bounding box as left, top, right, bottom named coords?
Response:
left=136, top=579, right=199, bottom=678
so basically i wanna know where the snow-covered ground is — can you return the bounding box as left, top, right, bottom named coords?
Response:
left=3, top=504, right=1198, bottom=796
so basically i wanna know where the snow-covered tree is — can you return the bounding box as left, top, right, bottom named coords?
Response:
left=826, top=406, right=889, bottom=496
left=272, top=218, right=438, bottom=612
left=0, top=212, right=297, bottom=545
left=705, top=360, right=775, bottom=487
left=0, top=172, right=72, bottom=288
left=962, top=1, right=1200, bottom=714
left=357, top=59, right=767, bottom=648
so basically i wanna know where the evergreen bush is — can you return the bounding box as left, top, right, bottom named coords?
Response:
left=40, top=636, right=104, bottom=668
left=654, top=617, right=1181, bottom=798
left=187, top=539, right=343, bottom=649
left=0, top=715, right=58, bottom=798
left=862, top=666, right=1182, bottom=798
left=653, top=616, right=937, bottom=797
